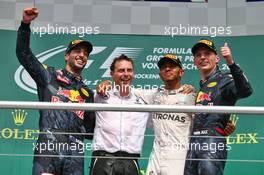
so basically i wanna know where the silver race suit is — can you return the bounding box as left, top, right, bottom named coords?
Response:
left=137, top=87, right=195, bottom=175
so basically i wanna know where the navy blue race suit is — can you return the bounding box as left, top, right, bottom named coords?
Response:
left=184, top=64, right=252, bottom=175
left=16, top=22, right=95, bottom=175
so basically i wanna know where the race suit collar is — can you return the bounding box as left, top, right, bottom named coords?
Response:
left=62, top=68, right=83, bottom=82
left=158, top=86, right=184, bottom=95
left=199, top=66, right=221, bottom=87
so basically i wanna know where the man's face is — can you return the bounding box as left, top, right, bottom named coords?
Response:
left=159, top=62, right=184, bottom=82
left=110, top=60, right=134, bottom=87
left=65, top=45, right=88, bottom=73
left=194, top=46, right=219, bottom=72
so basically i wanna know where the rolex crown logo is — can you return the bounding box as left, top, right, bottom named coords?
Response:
left=12, top=109, right=27, bottom=126
left=230, top=114, right=239, bottom=126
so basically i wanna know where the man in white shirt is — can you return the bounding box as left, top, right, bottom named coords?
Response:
left=89, top=54, right=149, bottom=175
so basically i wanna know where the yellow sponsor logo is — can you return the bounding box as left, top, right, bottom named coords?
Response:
left=81, top=88, right=89, bottom=97
left=226, top=114, right=258, bottom=144
left=69, top=90, right=81, bottom=102
left=164, top=54, right=177, bottom=60
left=72, top=39, right=82, bottom=45
left=0, top=109, right=39, bottom=140
left=0, top=128, right=39, bottom=140
left=42, top=64, right=48, bottom=69
left=198, top=39, right=213, bottom=46
left=207, top=82, right=217, bottom=88
left=12, top=109, right=27, bottom=126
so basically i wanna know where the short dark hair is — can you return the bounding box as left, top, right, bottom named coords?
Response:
left=110, top=54, right=134, bottom=72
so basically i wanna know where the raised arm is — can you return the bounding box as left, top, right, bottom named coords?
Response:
left=221, top=43, right=253, bottom=99
left=16, top=7, right=49, bottom=86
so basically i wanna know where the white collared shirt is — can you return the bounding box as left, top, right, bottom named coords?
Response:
left=92, top=88, right=149, bottom=154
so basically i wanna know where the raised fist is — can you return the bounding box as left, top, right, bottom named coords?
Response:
left=23, top=7, right=39, bottom=24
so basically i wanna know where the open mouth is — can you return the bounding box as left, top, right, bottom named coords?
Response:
left=199, top=61, right=209, bottom=66
left=121, top=79, right=130, bottom=82
left=76, top=58, right=85, bottom=66
left=121, top=78, right=131, bottom=84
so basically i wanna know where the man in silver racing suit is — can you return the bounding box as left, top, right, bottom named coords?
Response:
left=138, top=54, right=195, bottom=175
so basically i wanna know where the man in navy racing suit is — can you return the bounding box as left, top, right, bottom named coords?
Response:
left=16, top=7, right=95, bottom=175
left=184, top=39, right=253, bottom=175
